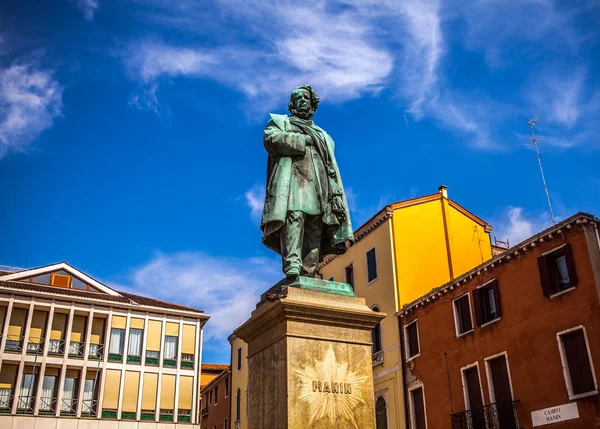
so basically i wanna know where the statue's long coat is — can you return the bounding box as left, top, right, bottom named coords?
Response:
left=261, top=114, right=354, bottom=259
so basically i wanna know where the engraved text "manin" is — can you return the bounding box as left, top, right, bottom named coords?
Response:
left=312, top=381, right=352, bottom=394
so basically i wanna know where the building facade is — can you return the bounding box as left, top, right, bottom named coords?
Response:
left=0, top=262, right=209, bottom=429
left=228, top=334, right=248, bottom=429
left=318, top=186, right=493, bottom=429
left=200, top=367, right=230, bottom=429
left=398, top=213, right=600, bottom=429
left=201, top=364, right=229, bottom=389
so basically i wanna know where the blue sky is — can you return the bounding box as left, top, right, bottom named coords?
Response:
left=1, top=0, right=599, bottom=363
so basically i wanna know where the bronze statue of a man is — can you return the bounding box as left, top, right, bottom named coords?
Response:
left=260, top=85, right=354, bottom=278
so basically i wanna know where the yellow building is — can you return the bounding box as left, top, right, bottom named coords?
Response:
left=0, top=262, right=209, bottom=429
left=318, top=186, right=493, bottom=429
left=227, top=334, right=248, bottom=429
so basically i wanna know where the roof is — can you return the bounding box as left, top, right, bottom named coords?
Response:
left=201, top=365, right=231, bottom=392
left=0, top=262, right=206, bottom=316
left=319, top=188, right=492, bottom=270
left=397, top=212, right=597, bottom=316
left=202, top=363, right=230, bottom=372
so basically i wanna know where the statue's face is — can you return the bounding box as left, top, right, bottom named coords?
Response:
left=292, top=89, right=312, bottom=114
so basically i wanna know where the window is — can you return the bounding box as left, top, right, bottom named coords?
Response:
left=61, top=377, right=77, bottom=412
left=371, top=306, right=382, bottom=354
left=109, top=328, right=125, bottom=355
left=375, top=396, right=388, bottom=429
left=225, top=377, right=229, bottom=397
left=39, top=375, right=57, bottom=411
left=146, top=350, right=159, bottom=360
left=558, top=327, right=597, bottom=399
left=409, top=386, right=426, bottom=429
left=224, top=418, right=228, bottom=429
left=215, top=385, right=219, bottom=404
left=345, top=263, right=354, bottom=289
left=237, top=347, right=242, bottom=371
left=128, top=328, right=143, bottom=357
left=462, top=364, right=485, bottom=429
left=164, top=336, right=177, bottom=360
left=474, top=280, right=502, bottom=326
left=366, top=248, right=377, bottom=283
left=209, top=390, right=212, bottom=404
left=538, top=244, right=578, bottom=296
left=236, top=388, right=241, bottom=421
left=404, top=320, right=420, bottom=359
left=453, top=294, right=473, bottom=336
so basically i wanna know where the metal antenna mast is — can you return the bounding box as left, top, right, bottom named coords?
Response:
left=528, top=115, right=556, bottom=225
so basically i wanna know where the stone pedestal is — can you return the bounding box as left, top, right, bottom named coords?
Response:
left=234, top=278, right=386, bottom=429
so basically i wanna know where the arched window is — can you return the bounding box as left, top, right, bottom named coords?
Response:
left=236, top=388, right=241, bottom=421
left=375, top=396, right=388, bottom=429
left=371, top=306, right=382, bottom=354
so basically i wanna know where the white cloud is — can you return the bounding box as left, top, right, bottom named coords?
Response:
left=114, top=251, right=280, bottom=349
left=344, top=187, right=358, bottom=213
left=494, top=207, right=553, bottom=246
left=0, top=61, right=63, bottom=159
left=245, top=184, right=265, bottom=224
left=71, top=0, right=99, bottom=20
left=128, top=83, right=160, bottom=114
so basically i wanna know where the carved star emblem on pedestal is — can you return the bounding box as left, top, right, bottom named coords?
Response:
left=294, top=345, right=367, bottom=428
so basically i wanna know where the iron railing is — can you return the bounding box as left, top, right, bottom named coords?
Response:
left=60, top=398, right=78, bottom=415
left=47, top=339, right=65, bottom=355
left=38, top=396, right=58, bottom=414
left=88, top=343, right=104, bottom=359
left=372, top=350, right=384, bottom=367
left=17, top=395, right=35, bottom=414
left=0, top=390, right=13, bottom=413
left=68, top=341, right=85, bottom=358
left=26, top=338, right=44, bottom=354
left=4, top=336, right=24, bottom=352
left=201, top=406, right=208, bottom=417
left=234, top=421, right=241, bottom=429
left=81, top=399, right=98, bottom=417
left=451, top=400, right=519, bottom=429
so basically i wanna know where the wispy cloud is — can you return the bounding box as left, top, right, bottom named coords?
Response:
left=71, top=0, right=99, bottom=21
left=494, top=206, right=553, bottom=246
left=244, top=183, right=265, bottom=224
left=113, top=251, right=280, bottom=356
left=0, top=60, right=63, bottom=159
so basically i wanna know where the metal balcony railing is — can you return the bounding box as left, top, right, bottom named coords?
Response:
left=68, top=341, right=85, bottom=358
left=38, top=396, right=58, bottom=414
left=4, top=336, right=24, bottom=352
left=60, top=398, right=78, bottom=415
left=372, top=350, right=384, bottom=367
left=88, top=343, right=104, bottom=360
left=234, top=420, right=241, bottom=429
left=451, top=400, right=519, bottom=429
left=0, top=390, right=13, bottom=413
left=81, top=399, right=98, bottom=417
left=47, top=339, right=65, bottom=355
left=17, top=395, right=35, bottom=414
left=201, top=406, right=208, bottom=417
left=26, top=338, right=44, bottom=354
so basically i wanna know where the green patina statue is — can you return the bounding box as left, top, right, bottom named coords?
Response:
left=261, top=85, right=354, bottom=278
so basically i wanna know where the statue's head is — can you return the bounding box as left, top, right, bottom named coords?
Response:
left=288, top=85, right=320, bottom=120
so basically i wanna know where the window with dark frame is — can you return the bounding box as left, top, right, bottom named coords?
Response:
left=366, top=248, right=377, bottom=283
left=371, top=306, right=382, bottom=354
left=453, top=294, right=473, bottom=336
left=538, top=244, right=578, bottom=296
left=225, top=377, right=229, bottom=397
left=410, top=387, right=427, bottom=429
left=215, top=385, right=219, bottom=404
left=560, top=329, right=596, bottom=396
left=474, top=280, right=502, bottom=326
left=345, top=264, right=354, bottom=290
left=237, top=347, right=242, bottom=371
left=405, top=321, right=420, bottom=359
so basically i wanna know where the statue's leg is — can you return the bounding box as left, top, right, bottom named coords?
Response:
left=300, top=214, right=323, bottom=277
left=281, top=210, right=305, bottom=277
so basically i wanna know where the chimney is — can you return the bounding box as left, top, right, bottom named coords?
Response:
left=438, top=185, right=448, bottom=198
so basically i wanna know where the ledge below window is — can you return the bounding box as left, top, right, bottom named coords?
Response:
left=550, top=287, right=576, bottom=299
left=181, top=361, right=194, bottom=369
left=480, top=317, right=502, bottom=329
left=127, top=355, right=141, bottom=364
left=121, top=411, right=136, bottom=420
left=569, top=389, right=598, bottom=401
left=163, top=359, right=177, bottom=368
left=101, top=410, right=117, bottom=419
left=107, top=354, right=122, bottom=362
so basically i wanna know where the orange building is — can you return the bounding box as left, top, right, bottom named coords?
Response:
left=398, top=213, right=600, bottom=429
left=200, top=367, right=231, bottom=429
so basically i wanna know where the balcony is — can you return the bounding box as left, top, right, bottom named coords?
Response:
left=0, top=389, right=14, bottom=414
left=81, top=399, right=98, bottom=417
left=4, top=336, right=24, bottom=353
left=372, top=350, right=384, bottom=367
left=16, top=395, right=35, bottom=414
left=68, top=341, right=85, bottom=358
left=47, top=339, right=65, bottom=355
left=201, top=406, right=208, bottom=418
left=26, top=338, right=44, bottom=355
left=88, top=343, right=104, bottom=360
left=38, top=396, right=58, bottom=415
left=60, top=398, right=78, bottom=416
left=451, top=400, right=519, bottom=429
